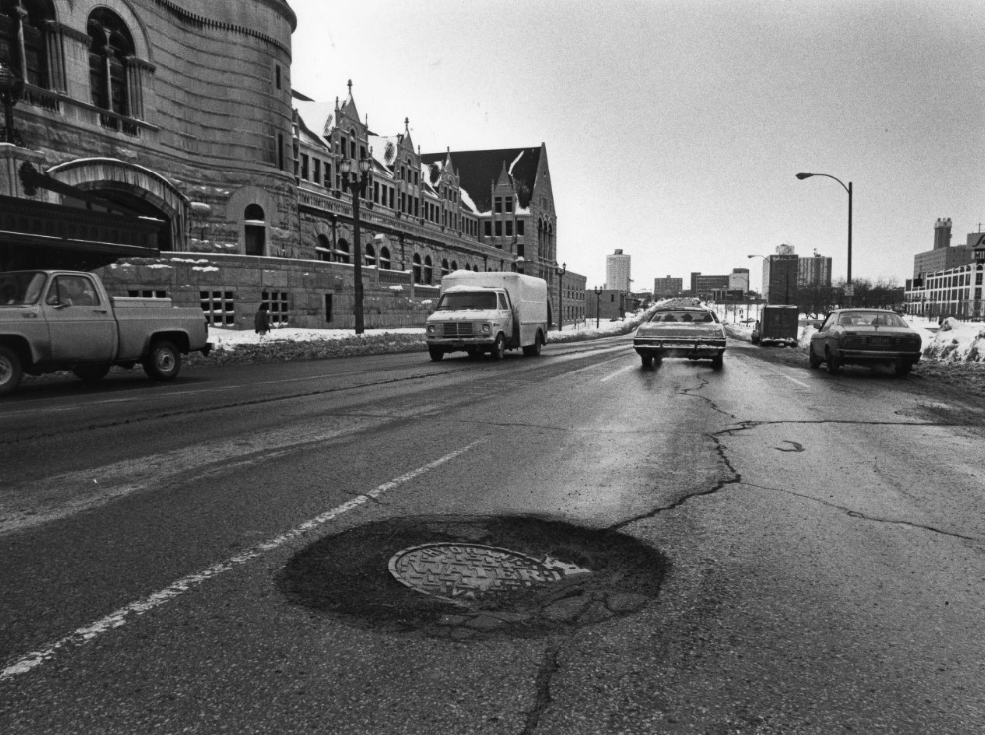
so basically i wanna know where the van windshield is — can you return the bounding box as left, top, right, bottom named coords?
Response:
left=436, top=292, right=498, bottom=311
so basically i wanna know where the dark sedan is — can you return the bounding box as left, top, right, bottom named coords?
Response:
left=634, top=307, right=726, bottom=369
left=808, top=309, right=922, bottom=376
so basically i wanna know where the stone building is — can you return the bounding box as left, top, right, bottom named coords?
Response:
left=0, top=1, right=572, bottom=330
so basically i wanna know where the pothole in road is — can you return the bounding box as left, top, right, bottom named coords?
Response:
left=277, top=515, right=668, bottom=639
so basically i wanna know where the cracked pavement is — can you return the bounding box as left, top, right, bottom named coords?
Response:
left=2, top=338, right=984, bottom=733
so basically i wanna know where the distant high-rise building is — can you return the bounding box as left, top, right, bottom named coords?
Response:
left=690, top=272, right=730, bottom=299
left=606, top=249, right=631, bottom=291
left=653, top=275, right=683, bottom=298
left=729, top=268, right=750, bottom=294
left=798, top=251, right=832, bottom=287
left=913, top=218, right=972, bottom=278
left=762, top=244, right=799, bottom=304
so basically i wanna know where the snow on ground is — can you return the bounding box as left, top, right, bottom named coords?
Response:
left=208, top=312, right=643, bottom=350
left=210, top=303, right=985, bottom=364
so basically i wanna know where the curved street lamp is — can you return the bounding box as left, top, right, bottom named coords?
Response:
left=796, top=172, right=852, bottom=305
left=341, top=154, right=372, bottom=334
left=593, top=285, right=602, bottom=328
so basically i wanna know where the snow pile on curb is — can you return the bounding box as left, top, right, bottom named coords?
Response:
left=923, top=318, right=985, bottom=363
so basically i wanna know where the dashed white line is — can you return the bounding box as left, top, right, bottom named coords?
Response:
left=600, top=365, right=636, bottom=382
left=782, top=375, right=810, bottom=388
left=0, top=439, right=485, bottom=681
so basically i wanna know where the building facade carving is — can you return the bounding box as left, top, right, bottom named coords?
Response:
left=0, top=1, right=571, bottom=330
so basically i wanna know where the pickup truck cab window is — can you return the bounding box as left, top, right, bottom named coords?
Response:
left=46, top=275, right=100, bottom=307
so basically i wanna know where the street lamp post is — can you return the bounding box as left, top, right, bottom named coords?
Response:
left=796, top=172, right=852, bottom=305
left=594, top=285, right=602, bottom=328
left=556, top=262, right=566, bottom=331
left=341, top=155, right=372, bottom=334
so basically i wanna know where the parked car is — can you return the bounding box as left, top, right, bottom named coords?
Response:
left=808, top=309, right=921, bottom=376
left=633, top=306, right=726, bottom=369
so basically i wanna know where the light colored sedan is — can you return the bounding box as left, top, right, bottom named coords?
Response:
left=633, top=307, right=726, bottom=369
left=809, top=309, right=922, bottom=376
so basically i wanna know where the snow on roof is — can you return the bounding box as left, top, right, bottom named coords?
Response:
left=294, top=100, right=336, bottom=147
left=460, top=187, right=481, bottom=214
left=508, top=150, right=524, bottom=176
left=369, top=135, right=399, bottom=168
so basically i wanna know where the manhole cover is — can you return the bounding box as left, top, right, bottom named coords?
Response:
left=278, top=515, right=667, bottom=639
left=388, top=543, right=563, bottom=604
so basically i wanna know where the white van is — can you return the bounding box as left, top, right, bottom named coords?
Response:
left=425, top=271, right=551, bottom=361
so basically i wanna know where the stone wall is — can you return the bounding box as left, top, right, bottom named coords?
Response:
left=96, top=253, right=436, bottom=330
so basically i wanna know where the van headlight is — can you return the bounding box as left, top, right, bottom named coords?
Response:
left=426, top=324, right=436, bottom=335
left=481, top=323, right=491, bottom=334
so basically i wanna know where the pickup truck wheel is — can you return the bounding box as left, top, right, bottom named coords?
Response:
left=490, top=334, right=506, bottom=361
left=72, top=363, right=111, bottom=384
left=640, top=354, right=653, bottom=368
left=711, top=354, right=724, bottom=370
left=428, top=347, right=444, bottom=362
left=143, top=339, right=181, bottom=381
left=0, top=346, right=23, bottom=395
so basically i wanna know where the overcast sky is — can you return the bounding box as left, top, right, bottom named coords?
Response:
left=287, top=0, right=985, bottom=291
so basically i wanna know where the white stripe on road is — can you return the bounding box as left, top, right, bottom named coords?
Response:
left=783, top=375, right=810, bottom=388
left=600, top=365, right=636, bottom=382
left=0, top=439, right=484, bottom=682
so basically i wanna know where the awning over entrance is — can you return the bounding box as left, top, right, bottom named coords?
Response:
left=0, top=193, right=162, bottom=271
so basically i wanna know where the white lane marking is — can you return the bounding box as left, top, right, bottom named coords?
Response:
left=783, top=375, right=810, bottom=388
left=550, top=351, right=631, bottom=379
left=0, top=419, right=388, bottom=537
left=600, top=365, right=636, bottom=382
left=0, top=439, right=484, bottom=681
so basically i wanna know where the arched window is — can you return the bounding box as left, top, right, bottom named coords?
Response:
left=88, top=9, right=135, bottom=118
left=441, top=259, right=449, bottom=277
left=424, top=256, right=433, bottom=285
left=335, top=238, right=350, bottom=264
left=244, top=205, right=265, bottom=256
left=0, top=1, right=53, bottom=89
left=380, top=246, right=391, bottom=270
left=450, top=260, right=458, bottom=271
left=473, top=265, right=479, bottom=273
left=349, top=129, right=356, bottom=159
left=412, top=254, right=422, bottom=284
left=365, top=243, right=376, bottom=267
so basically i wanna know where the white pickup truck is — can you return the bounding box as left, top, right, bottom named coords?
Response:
left=0, top=270, right=211, bottom=395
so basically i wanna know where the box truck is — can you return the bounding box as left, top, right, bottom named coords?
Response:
left=751, top=305, right=799, bottom=347
left=425, top=271, right=551, bottom=361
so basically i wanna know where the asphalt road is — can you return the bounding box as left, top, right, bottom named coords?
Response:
left=1, top=336, right=983, bottom=734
